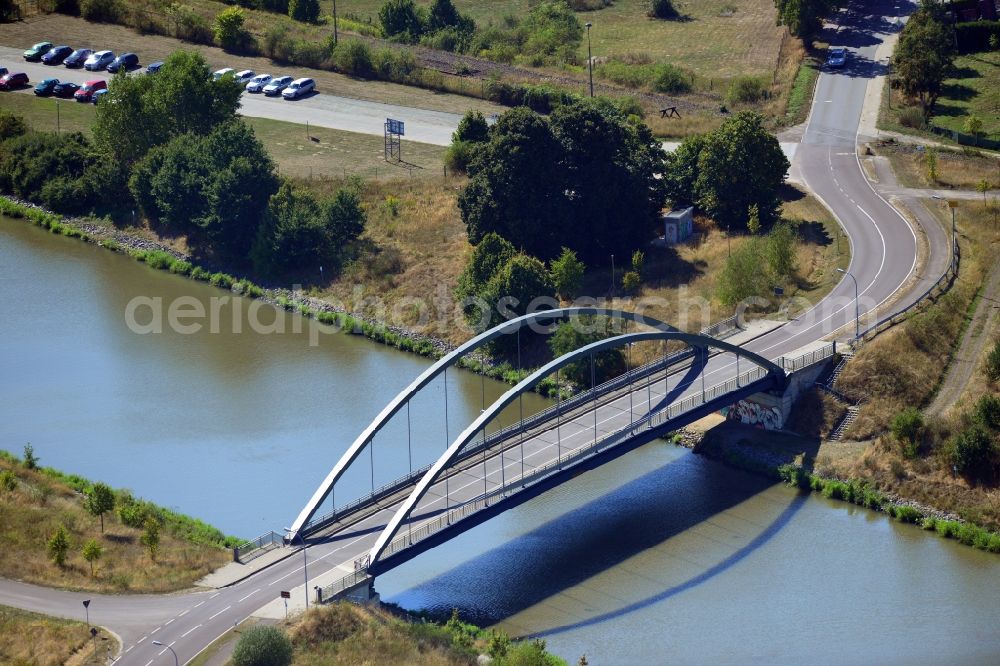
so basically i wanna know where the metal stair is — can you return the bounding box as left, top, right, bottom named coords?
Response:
left=825, top=351, right=853, bottom=388
left=829, top=405, right=860, bottom=441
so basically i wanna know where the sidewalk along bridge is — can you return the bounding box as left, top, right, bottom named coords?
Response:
left=265, top=308, right=834, bottom=601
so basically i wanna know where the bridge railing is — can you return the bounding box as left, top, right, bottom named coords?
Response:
left=316, top=569, right=373, bottom=603
left=317, top=364, right=776, bottom=598
left=778, top=343, right=836, bottom=373
left=233, top=530, right=284, bottom=564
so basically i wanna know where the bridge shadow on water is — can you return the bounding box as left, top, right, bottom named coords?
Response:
left=388, top=447, right=809, bottom=632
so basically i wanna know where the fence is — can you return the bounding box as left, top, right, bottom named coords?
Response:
left=778, top=343, right=836, bottom=373
left=233, top=530, right=284, bottom=564
left=927, top=124, right=1000, bottom=151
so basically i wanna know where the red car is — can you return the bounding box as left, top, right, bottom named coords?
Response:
left=74, top=79, right=106, bottom=102
left=0, top=72, right=29, bottom=90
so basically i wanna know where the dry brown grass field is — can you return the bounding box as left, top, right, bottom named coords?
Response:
left=881, top=142, right=1000, bottom=191
left=0, top=455, right=229, bottom=593
left=0, top=605, right=118, bottom=666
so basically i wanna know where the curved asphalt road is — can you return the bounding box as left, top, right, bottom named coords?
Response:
left=0, top=1, right=946, bottom=663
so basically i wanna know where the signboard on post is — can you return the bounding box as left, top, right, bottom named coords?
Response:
left=385, top=118, right=404, bottom=162
left=280, top=590, right=290, bottom=619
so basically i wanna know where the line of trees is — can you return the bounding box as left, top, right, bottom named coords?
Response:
left=774, top=0, right=841, bottom=45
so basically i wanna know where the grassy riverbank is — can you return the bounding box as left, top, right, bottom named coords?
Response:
left=0, top=448, right=233, bottom=593
left=0, top=605, right=117, bottom=666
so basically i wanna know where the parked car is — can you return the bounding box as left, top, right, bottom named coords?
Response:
left=282, top=78, right=314, bottom=100
left=212, top=68, right=234, bottom=81
left=92, top=89, right=109, bottom=104
left=84, top=50, right=115, bottom=71
left=34, top=78, right=59, bottom=96
left=245, top=73, right=272, bottom=93
left=23, top=42, right=53, bottom=62
left=63, top=48, right=92, bottom=68
left=107, top=52, right=139, bottom=73
left=262, top=75, right=292, bottom=96
left=53, top=81, right=81, bottom=98
left=0, top=72, right=29, bottom=90
left=146, top=61, right=164, bottom=74
left=74, top=79, right=107, bottom=102
left=232, top=69, right=255, bottom=86
left=42, top=45, right=73, bottom=65
left=0, top=68, right=7, bottom=79
left=827, top=47, right=847, bottom=68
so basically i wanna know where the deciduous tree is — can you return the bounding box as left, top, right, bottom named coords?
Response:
left=48, top=525, right=70, bottom=567
left=893, top=0, right=956, bottom=117
left=549, top=247, right=585, bottom=300
left=85, top=482, right=115, bottom=532
left=82, top=538, right=103, bottom=576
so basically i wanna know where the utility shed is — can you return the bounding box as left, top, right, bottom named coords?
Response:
left=662, top=207, right=694, bottom=245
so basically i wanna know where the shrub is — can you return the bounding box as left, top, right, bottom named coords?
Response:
left=893, top=505, right=923, bottom=524
left=891, top=407, right=923, bottom=446
left=621, top=270, right=641, bottom=293
left=379, top=0, right=425, bottom=40
left=652, top=63, right=691, bottom=93
left=47, top=525, right=71, bottom=567
left=726, top=76, right=769, bottom=104
left=444, top=140, right=478, bottom=174
left=333, top=40, right=374, bottom=77
left=949, top=424, right=998, bottom=482
left=233, top=625, right=293, bottom=666
left=215, top=6, right=254, bottom=52
left=167, top=4, right=215, bottom=44
left=973, top=394, right=1000, bottom=430
left=288, top=0, right=319, bottom=23
left=897, top=106, right=926, bottom=129
left=986, top=338, right=1000, bottom=383
left=649, top=0, right=679, bottom=19
left=0, top=469, right=16, bottom=492
left=80, top=0, right=125, bottom=22
left=0, top=109, right=27, bottom=141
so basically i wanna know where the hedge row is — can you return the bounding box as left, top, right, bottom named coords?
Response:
left=955, top=20, right=1000, bottom=53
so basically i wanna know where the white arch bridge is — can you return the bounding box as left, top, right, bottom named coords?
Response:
left=249, top=308, right=834, bottom=601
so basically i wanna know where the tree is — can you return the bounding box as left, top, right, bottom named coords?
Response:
left=232, top=625, right=293, bottom=666
left=973, top=394, right=1000, bottom=431
left=215, top=6, right=252, bottom=52
left=82, top=539, right=103, bottom=576
left=747, top=204, right=762, bottom=235
left=717, top=236, right=770, bottom=306
left=141, top=517, right=160, bottom=561
left=774, top=0, right=835, bottom=45
left=288, top=0, right=319, bottom=23
left=0, top=0, right=19, bottom=21
left=694, top=111, right=789, bottom=233
left=964, top=115, right=984, bottom=145
left=649, top=0, right=679, bottom=19
left=85, top=482, right=116, bottom=532
left=765, top=220, right=797, bottom=279
left=379, top=0, right=424, bottom=39
left=456, top=232, right=517, bottom=304
left=893, top=0, right=956, bottom=117
left=548, top=318, right=625, bottom=386
left=976, top=178, right=991, bottom=208
left=950, top=424, right=997, bottom=483
left=48, top=525, right=70, bottom=567
left=453, top=110, right=490, bottom=144
left=549, top=247, right=585, bottom=300
left=428, top=0, right=461, bottom=32
left=663, top=133, right=708, bottom=207
left=94, top=50, right=242, bottom=166
left=477, top=254, right=555, bottom=334
left=251, top=183, right=366, bottom=277
left=925, top=147, right=938, bottom=182
left=891, top=407, right=924, bottom=445
left=22, top=444, right=38, bottom=470
left=986, top=339, right=1000, bottom=383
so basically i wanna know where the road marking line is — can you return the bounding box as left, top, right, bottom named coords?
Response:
left=208, top=605, right=232, bottom=621
left=151, top=627, right=160, bottom=634
left=179, top=609, right=189, bottom=616
left=144, top=661, right=153, bottom=666
left=238, top=588, right=260, bottom=602
left=125, top=645, right=134, bottom=653
left=180, top=624, right=202, bottom=638
left=209, top=592, right=221, bottom=599
left=194, top=601, right=205, bottom=608
left=165, top=619, right=174, bottom=626
left=137, top=636, right=147, bottom=644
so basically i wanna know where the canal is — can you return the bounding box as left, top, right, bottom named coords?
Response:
left=2, top=216, right=999, bottom=663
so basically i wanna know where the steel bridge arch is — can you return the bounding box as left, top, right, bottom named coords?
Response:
left=288, top=307, right=684, bottom=541
left=366, top=329, right=785, bottom=568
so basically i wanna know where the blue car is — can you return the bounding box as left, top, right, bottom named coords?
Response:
left=107, top=52, right=139, bottom=73
left=146, top=61, right=164, bottom=74
left=64, top=48, right=93, bottom=68
left=92, top=89, right=109, bottom=104
left=41, top=45, right=73, bottom=65
left=34, top=78, right=59, bottom=95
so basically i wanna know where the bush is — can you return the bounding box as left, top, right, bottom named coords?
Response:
left=949, top=424, right=998, bottom=482
left=333, top=40, right=374, bottom=77
left=0, top=109, right=27, bottom=142
left=379, top=0, right=425, bottom=40
left=444, top=140, right=478, bottom=174
left=973, top=394, right=1000, bottom=430
left=215, top=6, right=254, bottom=52
left=649, top=0, right=679, bottom=19
left=232, top=625, right=293, bottom=666
left=168, top=4, right=215, bottom=44
left=893, top=505, right=923, bottom=524
left=288, top=0, right=319, bottom=23
left=897, top=106, right=926, bottom=129
left=955, top=19, right=1000, bottom=54
left=986, top=339, right=1000, bottom=383
left=726, top=76, right=769, bottom=104
left=890, top=407, right=923, bottom=445
left=80, top=0, right=125, bottom=22
left=652, top=63, right=691, bottom=93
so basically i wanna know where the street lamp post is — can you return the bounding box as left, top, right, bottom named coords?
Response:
left=948, top=200, right=958, bottom=274
left=585, top=23, right=594, bottom=98
left=151, top=641, right=179, bottom=666
left=837, top=268, right=860, bottom=340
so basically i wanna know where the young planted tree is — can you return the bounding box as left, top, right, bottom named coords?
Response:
left=22, top=444, right=38, bottom=470
left=925, top=147, right=938, bottom=183
left=964, top=115, right=984, bottom=145
left=549, top=247, right=585, bottom=301
left=214, top=6, right=252, bottom=52
left=141, top=517, right=161, bottom=561
left=85, top=482, right=116, bottom=532
left=82, top=539, right=103, bottom=576
left=48, top=525, right=71, bottom=567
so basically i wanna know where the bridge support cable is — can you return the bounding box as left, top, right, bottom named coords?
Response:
left=407, top=401, right=412, bottom=475
left=444, top=367, right=450, bottom=523
left=289, top=307, right=682, bottom=541
left=591, top=353, right=598, bottom=447
left=365, top=330, right=786, bottom=568
left=556, top=367, right=562, bottom=466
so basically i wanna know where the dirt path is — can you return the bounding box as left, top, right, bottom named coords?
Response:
left=927, top=262, right=1000, bottom=417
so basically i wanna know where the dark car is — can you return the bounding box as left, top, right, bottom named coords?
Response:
left=53, top=81, right=80, bottom=98
left=34, top=78, right=59, bottom=96
left=63, top=48, right=93, bottom=68
left=0, top=72, right=29, bottom=90
left=23, top=41, right=53, bottom=62
left=146, top=61, right=164, bottom=74
left=74, top=79, right=106, bottom=102
left=41, top=45, right=73, bottom=65
left=107, top=53, right=139, bottom=74
left=0, top=68, right=7, bottom=79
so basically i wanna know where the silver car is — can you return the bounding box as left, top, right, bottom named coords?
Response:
left=245, top=73, right=272, bottom=93
left=282, top=77, right=315, bottom=100
left=262, top=75, right=293, bottom=96
left=84, top=50, right=115, bottom=71
left=212, top=67, right=234, bottom=81
left=233, top=69, right=255, bottom=86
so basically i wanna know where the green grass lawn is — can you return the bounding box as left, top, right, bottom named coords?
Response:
left=932, top=52, right=1000, bottom=142
left=0, top=92, right=446, bottom=181
left=336, top=0, right=787, bottom=78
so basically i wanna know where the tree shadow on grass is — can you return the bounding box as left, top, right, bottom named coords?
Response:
left=796, top=220, right=833, bottom=247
